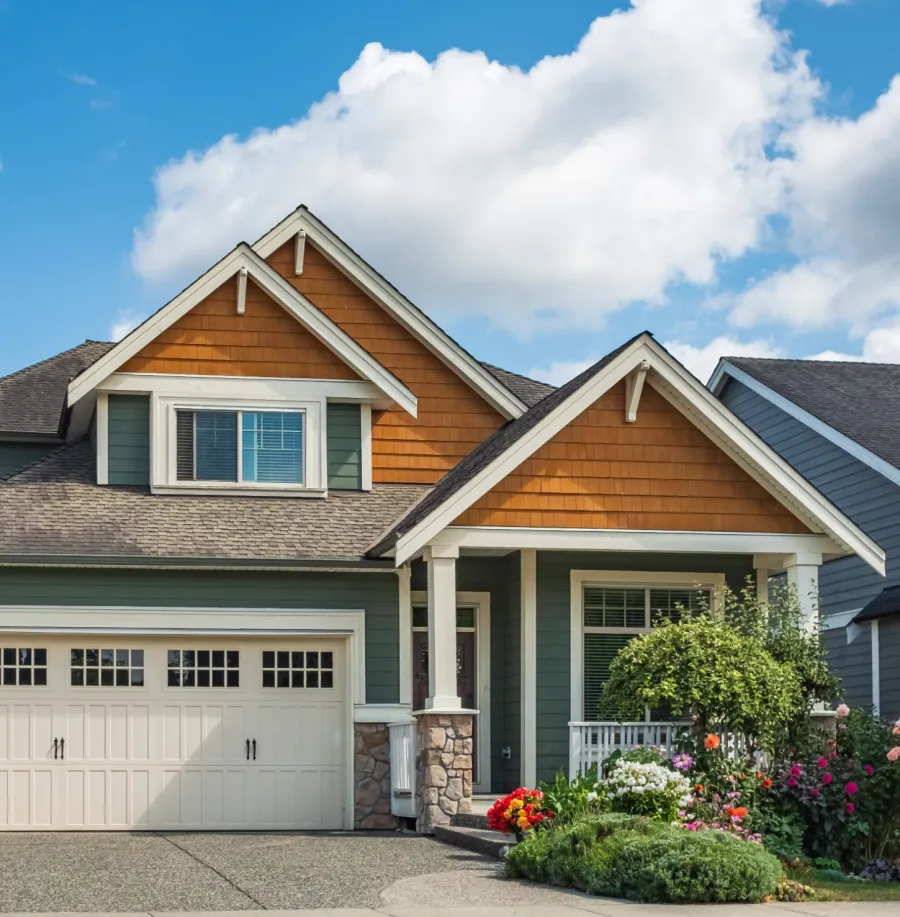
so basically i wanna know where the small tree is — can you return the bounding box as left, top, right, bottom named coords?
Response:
left=602, top=617, right=800, bottom=751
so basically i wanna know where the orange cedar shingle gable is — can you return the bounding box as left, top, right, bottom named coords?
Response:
left=454, top=381, right=810, bottom=533
left=266, top=241, right=505, bottom=484
left=121, top=277, right=360, bottom=380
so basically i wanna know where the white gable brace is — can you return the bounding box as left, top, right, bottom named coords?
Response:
left=390, top=335, right=884, bottom=574
left=254, top=207, right=527, bottom=420
left=68, top=245, right=418, bottom=417
left=625, top=360, right=649, bottom=423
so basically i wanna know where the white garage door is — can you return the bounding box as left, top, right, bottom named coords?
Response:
left=0, top=636, right=348, bottom=830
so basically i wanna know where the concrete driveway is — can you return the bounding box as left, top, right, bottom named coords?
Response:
left=0, top=832, right=503, bottom=912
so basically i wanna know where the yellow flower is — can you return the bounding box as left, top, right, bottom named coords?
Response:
left=504, top=807, right=514, bottom=820
left=510, top=799, right=524, bottom=810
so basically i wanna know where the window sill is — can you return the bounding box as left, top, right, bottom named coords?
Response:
left=151, top=483, right=327, bottom=499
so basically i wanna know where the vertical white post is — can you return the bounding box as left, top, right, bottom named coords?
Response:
left=397, top=565, right=412, bottom=707
left=755, top=568, right=769, bottom=605
left=784, top=553, right=822, bottom=632
left=95, top=392, right=109, bottom=485
left=360, top=404, right=373, bottom=492
left=521, top=548, right=537, bottom=788
left=423, top=545, right=460, bottom=710
left=872, top=620, right=881, bottom=716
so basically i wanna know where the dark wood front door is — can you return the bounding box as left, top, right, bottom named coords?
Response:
left=413, top=630, right=476, bottom=712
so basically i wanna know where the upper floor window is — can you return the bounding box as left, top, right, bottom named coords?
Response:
left=176, top=409, right=304, bottom=485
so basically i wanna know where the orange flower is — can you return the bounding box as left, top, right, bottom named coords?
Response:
left=762, top=778, right=772, bottom=789
left=704, top=734, right=721, bottom=751
left=726, top=806, right=749, bottom=818
left=695, top=783, right=704, bottom=793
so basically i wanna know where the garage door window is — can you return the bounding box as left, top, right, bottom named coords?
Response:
left=262, top=650, right=334, bottom=688
left=71, top=649, right=144, bottom=687
left=1, top=648, right=48, bottom=686
left=168, top=649, right=240, bottom=688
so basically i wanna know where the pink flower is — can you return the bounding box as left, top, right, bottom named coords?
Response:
left=818, top=757, right=828, bottom=768
left=864, top=764, right=874, bottom=776
left=887, top=746, right=900, bottom=762
left=836, top=704, right=850, bottom=717
left=847, top=803, right=855, bottom=814
left=788, top=777, right=798, bottom=787
left=823, top=773, right=833, bottom=785
left=790, top=765, right=802, bottom=777
left=845, top=782, right=858, bottom=796
left=810, top=787, right=820, bottom=797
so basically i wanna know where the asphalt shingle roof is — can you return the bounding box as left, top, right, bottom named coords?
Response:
left=0, top=341, right=115, bottom=437
left=480, top=364, right=555, bottom=407
left=725, top=357, right=900, bottom=472
left=372, top=332, right=648, bottom=551
left=0, top=440, right=430, bottom=563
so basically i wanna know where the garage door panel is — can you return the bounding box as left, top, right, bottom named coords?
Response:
left=11, top=769, right=53, bottom=827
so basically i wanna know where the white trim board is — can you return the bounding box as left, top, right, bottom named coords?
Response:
left=520, top=549, right=537, bottom=789
left=67, top=245, right=417, bottom=418
left=569, top=569, right=726, bottom=722
left=710, top=360, right=900, bottom=492
left=393, top=335, right=884, bottom=574
left=253, top=207, right=526, bottom=421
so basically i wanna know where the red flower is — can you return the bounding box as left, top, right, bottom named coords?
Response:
left=847, top=802, right=855, bottom=814
left=864, top=764, right=874, bottom=776
left=762, top=778, right=772, bottom=789
left=790, top=764, right=802, bottom=777
left=845, top=781, right=858, bottom=796
left=817, top=757, right=828, bottom=768
left=823, top=773, right=833, bottom=786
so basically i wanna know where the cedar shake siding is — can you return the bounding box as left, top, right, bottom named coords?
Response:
left=454, top=381, right=809, bottom=533
left=121, top=277, right=360, bottom=380
left=266, top=241, right=505, bottom=485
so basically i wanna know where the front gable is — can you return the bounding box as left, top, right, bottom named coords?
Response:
left=454, top=380, right=808, bottom=534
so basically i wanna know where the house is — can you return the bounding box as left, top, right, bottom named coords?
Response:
left=0, top=206, right=883, bottom=835
left=711, top=358, right=900, bottom=721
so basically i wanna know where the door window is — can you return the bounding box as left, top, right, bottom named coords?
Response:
left=1, top=648, right=48, bottom=686
left=167, top=649, right=240, bottom=687
left=261, top=650, right=334, bottom=688
left=71, top=649, right=144, bottom=687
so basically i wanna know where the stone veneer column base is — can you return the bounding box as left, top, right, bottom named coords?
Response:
left=354, top=723, right=401, bottom=830
left=415, top=713, right=474, bottom=834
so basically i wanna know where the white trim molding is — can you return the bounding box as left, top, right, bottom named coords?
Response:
left=95, top=391, right=109, bottom=486
left=360, top=403, right=373, bottom=492
left=397, top=565, right=412, bottom=707
left=521, top=549, right=537, bottom=789
left=253, top=206, right=526, bottom=420
left=68, top=245, right=417, bottom=418
left=354, top=703, right=413, bottom=724
left=569, top=570, right=726, bottom=722
left=392, top=335, right=884, bottom=576
left=872, top=619, right=881, bottom=715
left=710, top=360, right=900, bottom=492
left=821, top=609, right=862, bottom=631
left=0, top=605, right=368, bottom=706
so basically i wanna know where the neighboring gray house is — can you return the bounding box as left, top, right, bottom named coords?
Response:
left=710, top=358, right=900, bottom=720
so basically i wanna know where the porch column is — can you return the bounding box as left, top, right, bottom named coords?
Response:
left=423, top=545, right=460, bottom=709
left=784, top=553, right=821, bottom=632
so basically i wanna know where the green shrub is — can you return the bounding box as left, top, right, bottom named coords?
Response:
left=539, top=766, right=606, bottom=823
left=506, top=814, right=783, bottom=904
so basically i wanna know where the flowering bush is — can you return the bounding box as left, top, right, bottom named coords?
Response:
left=602, top=759, right=691, bottom=822
left=487, top=787, right=553, bottom=837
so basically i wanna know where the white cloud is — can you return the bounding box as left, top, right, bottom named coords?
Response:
left=732, top=76, right=900, bottom=332
left=66, top=72, right=97, bottom=86
left=529, top=358, right=596, bottom=387
left=131, top=0, right=819, bottom=337
left=663, top=335, right=783, bottom=381
left=110, top=315, right=142, bottom=342
left=807, top=316, right=900, bottom=363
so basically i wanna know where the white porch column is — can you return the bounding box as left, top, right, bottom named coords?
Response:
left=423, top=545, right=461, bottom=710
left=784, top=553, right=822, bottom=631
left=521, top=548, right=537, bottom=788
left=397, top=564, right=412, bottom=707
left=872, top=619, right=881, bottom=715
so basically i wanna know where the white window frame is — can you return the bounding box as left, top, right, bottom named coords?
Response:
left=569, top=570, right=726, bottom=722
left=151, top=393, right=326, bottom=497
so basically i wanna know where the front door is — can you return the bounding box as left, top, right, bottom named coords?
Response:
left=412, top=631, right=476, bottom=712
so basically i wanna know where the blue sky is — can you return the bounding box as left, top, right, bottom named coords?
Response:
left=1, top=0, right=899, bottom=383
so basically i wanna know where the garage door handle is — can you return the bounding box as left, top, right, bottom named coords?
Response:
left=245, top=738, right=250, bottom=761
left=53, top=738, right=58, bottom=760
left=59, top=737, right=65, bottom=761
left=252, top=738, right=257, bottom=761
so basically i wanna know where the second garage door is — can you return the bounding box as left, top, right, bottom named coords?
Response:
left=0, top=636, right=348, bottom=830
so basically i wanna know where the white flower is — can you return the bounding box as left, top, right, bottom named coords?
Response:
left=587, top=791, right=597, bottom=801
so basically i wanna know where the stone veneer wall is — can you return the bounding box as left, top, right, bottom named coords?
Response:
left=416, top=713, right=474, bottom=834
left=354, top=723, right=401, bottom=829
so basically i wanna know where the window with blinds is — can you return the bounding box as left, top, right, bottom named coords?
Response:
left=582, top=583, right=711, bottom=721
left=176, top=409, right=304, bottom=485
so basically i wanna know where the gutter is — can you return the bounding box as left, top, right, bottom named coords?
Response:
left=0, top=554, right=397, bottom=573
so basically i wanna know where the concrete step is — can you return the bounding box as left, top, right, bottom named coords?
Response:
left=450, top=811, right=489, bottom=829
left=434, top=824, right=511, bottom=859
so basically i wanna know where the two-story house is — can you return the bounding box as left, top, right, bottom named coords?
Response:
left=0, top=206, right=882, bottom=834
left=711, top=358, right=900, bottom=721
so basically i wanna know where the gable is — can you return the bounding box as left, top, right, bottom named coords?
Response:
left=121, top=276, right=360, bottom=380
left=266, top=241, right=505, bottom=484
left=454, top=380, right=810, bottom=534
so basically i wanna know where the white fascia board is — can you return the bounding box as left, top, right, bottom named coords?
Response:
left=394, top=335, right=885, bottom=574
left=711, top=360, right=900, bottom=492
left=647, top=350, right=885, bottom=575
left=253, top=207, right=527, bottom=420
left=431, top=526, right=843, bottom=557
left=68, top=245, right=418, bottom=417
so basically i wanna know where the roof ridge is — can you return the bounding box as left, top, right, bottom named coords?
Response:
left=481, top=362, right=556, bottom=388
left=728, top=355, right=900, bottom=368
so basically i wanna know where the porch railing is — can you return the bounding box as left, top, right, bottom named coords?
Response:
left=388, top=721, right=417, bottom=818
left=568, top=722, right=756, bottom=777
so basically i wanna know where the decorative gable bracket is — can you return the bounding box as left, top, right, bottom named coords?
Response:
left=625, top=360, right=650, bottom=423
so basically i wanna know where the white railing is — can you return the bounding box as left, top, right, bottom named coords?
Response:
left=569, top=722, right=758, bottom=777
left=388, top=721, right=417, bottom=818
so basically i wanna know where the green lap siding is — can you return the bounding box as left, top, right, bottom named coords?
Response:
left=108, top=395, right=150, bottom=486
left=534, top=551, right=754, bottom=785
left=0, top=442, right=56, bottom=478
left=327, top=404, right=362, bottom=490
left=0, top=567, right=400, bottom=703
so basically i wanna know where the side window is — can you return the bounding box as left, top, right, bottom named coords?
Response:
left=1, top=648, right=48, bottom=686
